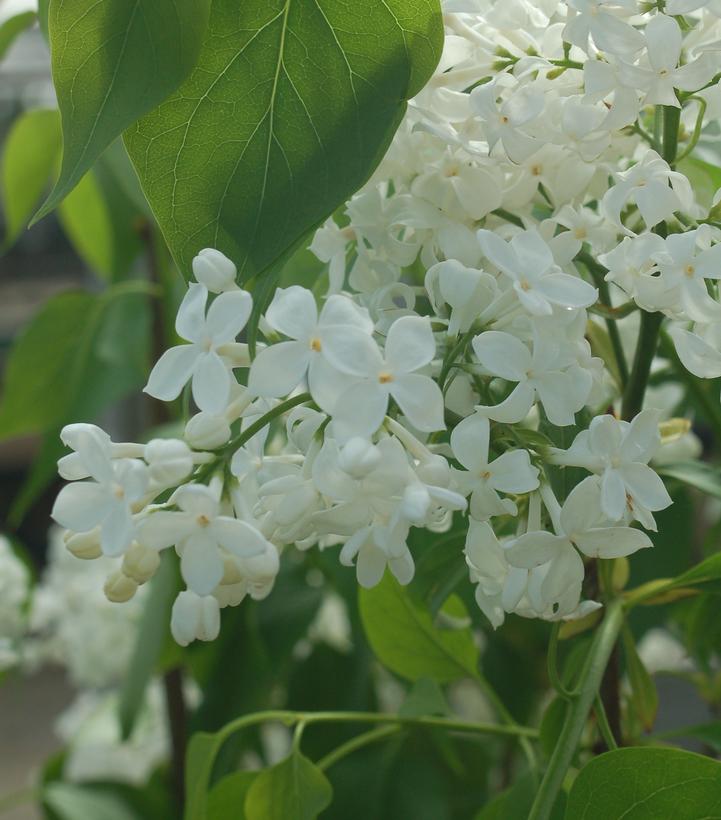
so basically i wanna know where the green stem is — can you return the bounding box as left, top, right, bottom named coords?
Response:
left=662, top=104, right=681, bottom=166
left=620, top=310, right=663, bottom=421
left=547, top=624, right=574, bottom=701
left=317, top=725, right=401, bottom=770
left=594, top=695, right=619, bottom=751
left=528, top=600, right=624, bottom=820
left=676, top=96, right=706, bottom=163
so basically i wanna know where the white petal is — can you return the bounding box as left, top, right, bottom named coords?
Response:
left=332, top=381, right=388, bottom=439
left=319, top=295, right=373, bottom=333
left=211, top=518, right=268, bottom=558
left=307, top=355, right=356, bottom=414
left=623, top=409, right=660, bottom=463
left=535, top=372, right=581, bottom=426
left=645, top=13, right=681, bottom=72
left=356, top=543, right=388, bottom=588
left=489, top=449, right=539, bottom=494
left=536, top=273, right=597, bottom=309
left=205, top=290, right=252, bottom=344
left=176, top=283, right=208, bottom=343
left=180, top=535, right=223, bottom=595
left=560, top=476, right=603, bottom=536
left=52, top=482, right=110, bottom=532
left=450, top=413, right=490, bottom=472
left=266, top=286, right=318, bottom=339
left=144, top=345, right=199, bottom=402
left=601, top=468, right=627, bottom=520
left=472, top=331, right=531, bottom=381
left=192, top=351, right=231, bottom=414
left=477, top=229, right=521, bottom=278
left=248, top=341, right=310, bottom=397
left=389, top=550, right=415, bottom=585
left=390, top=374, right=445, bottom=432
left=138, top=511, right=193, bottom=549
left=100, top=502, right=135, bottom=557
left=172, top=484, right=219, bottom=517
left=321, top=325, right=383, bottom=378
left=619, top=463, right=672, bottom=511
left=505, top=531, right=567, bottom=568
left=575, top=527, right=652, bottom=559
left=384, top=315, right=436, bottom=373
left=635, top=182, right=680, bottom=228
left=477, top=382, right=535, bottom=424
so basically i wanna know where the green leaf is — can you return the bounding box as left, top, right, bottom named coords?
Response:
left=118, top=552, right=179, bottom=739
left=565, top=747, right=721, bottom=819
left=1, top=108, right=62, bottom=248
left=44, top=783, right=139, bottom=820
left=0, top=286, right=150, bottom=441
left=476, top=773, right=565, bottom=820
left=0, top=11, right=36, bottom=62
left=658, top=721, right=721, bottom=753
left=359, top=573, right=479, bottom=683
left=184, top=731, right=219, bottom=820
left=207, top=772, right=257, bottom=820
left=245, top=751, right=332, bottom=820
left=399, top=678, right=450, bottom=718
left=657, top=461, right=721, bottom=500
left=622, top=624, right=658, bottom=732
left=124, top=0, right=443, bottom=279
left=36, top=0, right=212, bottom=220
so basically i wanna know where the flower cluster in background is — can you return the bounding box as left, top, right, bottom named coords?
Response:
left=48, top=0, right=721, bottom=644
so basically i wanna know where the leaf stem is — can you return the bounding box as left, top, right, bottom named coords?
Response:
left=547, top=623, right=574, bottom=701
left=317, top=725, right=401, bottom=770
left=527, top=600, right=624, bottom=820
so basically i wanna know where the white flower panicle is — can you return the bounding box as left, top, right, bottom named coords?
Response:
left=53, top=0, right=721, bottom=641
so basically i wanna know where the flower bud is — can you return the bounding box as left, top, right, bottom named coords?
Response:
left=338, top=437, right=381, bottom=477
left=64, top=528, right=102, bottom=560
left=104, top=570, right=138, bottom=603
left=192, top=248, right=238, bottom=292
left=185, top=412, right=231, bottom=450
left=145, top=438, right=193, bottom=485
left=122, top=542, right=161, bottom=584
left=215, top=582, right=247, bottom=608
left=171, top=590, right=220, bottom=646
left=221, top=554, right=244, bottom=585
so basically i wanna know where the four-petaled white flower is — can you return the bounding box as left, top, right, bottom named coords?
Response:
left=145, top=283, right=252, bottom=414
left=323, top=315, right=445, bottom=438
left=451, top=413, right=539, bottom=519
left=137, top=484, right=268, bottom=596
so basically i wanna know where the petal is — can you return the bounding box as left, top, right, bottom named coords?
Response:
left=450, top=412, right=490, bottom=471
left=211, top=518, right=268, bottom=558
left=477, top=229, right=521, bottom=278
left=472, top=331, right=531, bottom=381
left=248, top=341, right=310, bottom=397
left=266, top=286, right=318, bottom=339
left=52, top=482, right=109, bottom=532
left=205, top=290, right=252, bottom=344
left=356, top=543, right=388, bottom=588
left=144, top=345, right=199, bottom=402
left=384, top=315, right=436, bottom=373
left=389, top=550, right=415, bottom=585
left=619, top=463, right=672, bottom=511
left=635, top=182, right=680, bottom=229
left=180, top=535, right=224, bottom=595
left=645, top=12, right=681, bottom=72
left=623, top=409, right=660, bottom=463
left=560, top=476, right=603, bottom=536
left=536, top=273, right=597, bottom=309
left=307, top=355, right=357, bottom=414
left=510, top=230, right=554, bottom=276
left=137, top=511, right=193, bottom=549
left=589, top=415, right=623, bottom=458
left=601, top=468, right=627, bottom=520
left=176, top=283, right=208, bottom=343
left=332, top=381, right=388, bottom=439
left=192, top=351, right=231, bottom=414
left=172, top=484, right=219, bottom=517
left=319, top=294, right=373, bottom=333
left=489, top=449, right=539, bottom=494
left=535, top=372, right=581, bottom=426
left=505, top=531, right=567, bottom=568
left=575, top=526, right=652, bottom=558
left=100, top=502, right=135, bottom=557
left=477, top=382, right=536, bottom=424
left=390, top=374, right=445, bottom=432
left=321, top=325, right=382, bottom=378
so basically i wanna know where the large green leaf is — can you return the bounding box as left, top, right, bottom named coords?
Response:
left=124, top=0, right=443, bottom=279
left=36, top=0, right=211, bottom=220
left=359, top=574, right=479, bottom=683
left=565, top=748, right=721, bottom=819
left=245, top=751, right=332, bottom=820
left=207, top=772, right=257, bottom=820
left=1, top=108, right=62, bottom=248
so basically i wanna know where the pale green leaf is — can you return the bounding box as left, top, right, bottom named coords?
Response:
left=207, top=772, right=257, bottom=820
left=359, top=574, right=479, bottom=683
left=565, top=748, right=721, bottom=819
left=0, top=11, right=36, bottom=62
left=36, top=0, right=211, bottom=219
left=245, top=751, right=332, bottom=820
left=657, top=461, right=721, bottom=500
left=1, top=108, right=62, bottom=248
left=43, top=783, right=139, bottom=820
left=124, top=0, right=443, bottom=279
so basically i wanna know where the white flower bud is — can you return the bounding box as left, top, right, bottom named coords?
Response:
left=192, top=248, right=238, bottom=292
left=171, top=590, right=220, bottom=646
left=104, top=570, right=138, bottom=603
left=214, top=582, right=247, bottom=608
left=57, top=452, right=89, bottom=480
left=338, top=437, right=381, bottom=477
left=145, top=438, right=194, bottom=485
left=221, top=554, right=244, bottom=585
left=184, top=412, right=231, bottom=450
left=122, top=542, right=161, bottom=584
left=64, top=528, right=103, bottom=560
